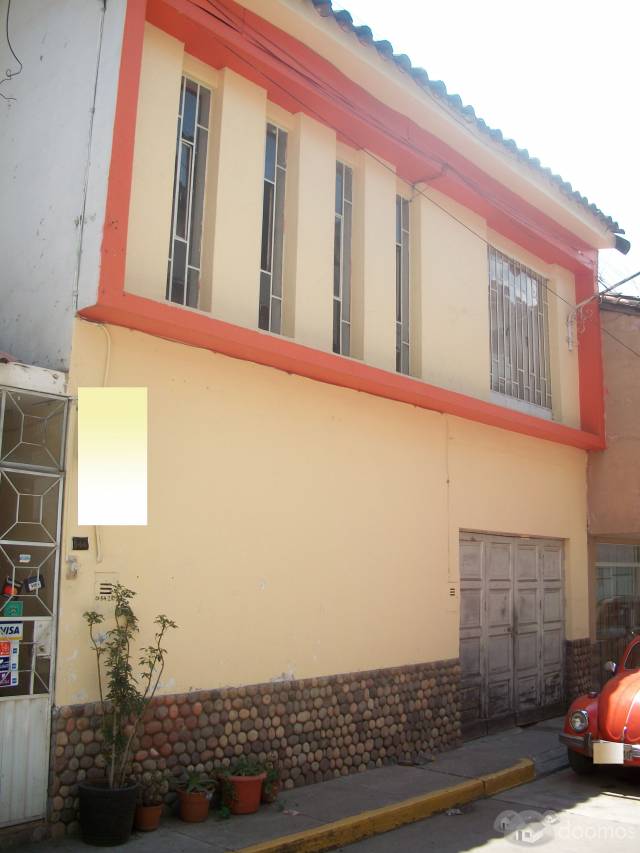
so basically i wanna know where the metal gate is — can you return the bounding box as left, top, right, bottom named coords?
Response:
left=0, top=386, right=67, bottom=827
left=459, top=532, right=564, bottom=737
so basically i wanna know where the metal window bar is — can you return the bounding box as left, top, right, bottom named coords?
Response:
left=333, top=162, right=353, bottom=355
left=259, top=123, right=288, bottom=333
left=487, top=246, right=552, bottom=409
left=166, top=76, right=211, bottom=309
left=395, top=196, right=410, bottom=374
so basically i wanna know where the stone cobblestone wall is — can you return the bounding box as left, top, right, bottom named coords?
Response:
left=565, top=638, right=593, bottom=701
left=47, top=658, right=461, bottom=837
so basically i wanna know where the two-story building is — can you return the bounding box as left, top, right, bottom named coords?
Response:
left=0, top=0, right=629, bottom=837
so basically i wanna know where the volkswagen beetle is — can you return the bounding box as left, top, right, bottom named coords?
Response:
left=561, top=634, right=640, bottom=774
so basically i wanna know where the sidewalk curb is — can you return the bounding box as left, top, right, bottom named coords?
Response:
left=238, top=758, right=535, bottom=853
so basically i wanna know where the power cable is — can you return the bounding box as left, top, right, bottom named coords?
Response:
left=0, top=0, right=22, bottom=102
left=204, top=1, right=640, bottom=364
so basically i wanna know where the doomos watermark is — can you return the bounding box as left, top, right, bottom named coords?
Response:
left=494, top=808, right=636, bottom=846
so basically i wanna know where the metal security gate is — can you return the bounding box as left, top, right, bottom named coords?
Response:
left=0, top=386, right=67, bottom=826
left=459, top=532, right=564, bottom=737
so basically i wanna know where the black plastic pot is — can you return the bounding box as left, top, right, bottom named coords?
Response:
left=78, top=781, right=138, bottom=846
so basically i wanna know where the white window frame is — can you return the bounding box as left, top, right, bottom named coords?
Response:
left=333, top=161, right=353, bottom=355
left=259, top=122, right=288, bottom=334
left=395, top=195, right=410, bottom=375
left=167, top=76, right=211, bottom=309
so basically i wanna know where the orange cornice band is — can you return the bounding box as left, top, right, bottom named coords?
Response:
left=80, top=292, right=604, bottom=452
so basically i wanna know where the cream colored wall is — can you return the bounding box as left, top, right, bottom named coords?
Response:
left=418, top=186, right=490, bottom=398
left=57, top=320, right=589, bottom=705
left=123, top=25, right=582, bottom=430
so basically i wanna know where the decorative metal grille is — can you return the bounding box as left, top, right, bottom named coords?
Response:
left=395, top=195, right=410, bottom=374
left=259, top=123, right=287, bottom=333
left=488, top=246, right=552, bottom=409
left=333, top=162, right=353, bottom=355
left=0, top=387, right=66, bottom=698
left=166, top=76, right=211, bottom=309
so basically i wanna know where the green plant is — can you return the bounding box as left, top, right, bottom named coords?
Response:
left=181, top=769, right=216, bottom=794
left=228, top=756, right=265, bottom=777
left=262, top=758, right=280, bottom=803
left=133, top=768, right=170, bottom=807
left=84, top=584, right=177, bottom=789
left=264, top=760, right=279, bottom=786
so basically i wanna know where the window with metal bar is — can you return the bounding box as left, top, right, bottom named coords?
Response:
left=488, top=246, right=552, bottom=409
left=166, top=76, right=211, bottom=309
left=259, top=123, right=287, bottom=333
left=395, top=195, right=410, bottom=374
left=333, top=162, right=353, bottom=355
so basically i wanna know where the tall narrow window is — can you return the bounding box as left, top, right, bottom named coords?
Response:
left=395, top=195, right=410, bottom=374
left=259, top=123, right=287, bottom=333
left=167, top=76, right=210, bottom=308
left=488, top=246, right=552, bottom=409
left=333, top=162, right=353, bottom=355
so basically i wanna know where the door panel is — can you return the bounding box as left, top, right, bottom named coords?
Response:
left=459, top=540, right=484, bottom=731
left=460, top=533, right=565, bottom=736
left=0, top=387, right=66, bottom=827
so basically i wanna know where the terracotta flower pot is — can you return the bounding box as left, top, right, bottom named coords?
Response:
left=228, top=773, right=266, bottom=815
left=178, top=789, right=210, bottom=822
left=134, top=803, right=163, bottom=831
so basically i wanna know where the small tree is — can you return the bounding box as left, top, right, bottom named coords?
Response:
left=84, top=584, right=177, bottom=789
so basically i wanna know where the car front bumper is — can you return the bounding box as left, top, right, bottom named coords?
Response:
left=560, top=732, right=640, bottom=761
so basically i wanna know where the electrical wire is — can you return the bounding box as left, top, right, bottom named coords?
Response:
left=202, top=0, right=640, bottom=369
left=204, top=0, right=601, bottom=262
left=0, top=0, right=22, bottom=102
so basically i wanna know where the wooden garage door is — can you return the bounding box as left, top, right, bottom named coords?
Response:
left=459, top=532, right=564, bottom=737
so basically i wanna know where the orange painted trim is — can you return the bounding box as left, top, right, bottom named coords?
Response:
left=99, top=0, right=147, bottom=302
left=79, top=292, right=605, bottom=452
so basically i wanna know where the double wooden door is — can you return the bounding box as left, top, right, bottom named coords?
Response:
left=459, top=532, right=564, bottom=737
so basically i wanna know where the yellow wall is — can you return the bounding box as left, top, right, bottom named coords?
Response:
left=123, top=24, right=582, bottom=431
left=56, top=320, right=588, bottom=705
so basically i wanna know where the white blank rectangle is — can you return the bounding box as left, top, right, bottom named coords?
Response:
left=78, top=388, right=147, bottom=526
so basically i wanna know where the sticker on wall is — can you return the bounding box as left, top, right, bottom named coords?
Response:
left=18, top=554, right=31, bottom=564
left=0, top=622, right=23, bottom=640
left=23, top=575, right=44, bottom=594
left=0, top=641, right=18, bottom=687
left=78, top=388, right=148, bottom=526
left=2, top=577, right=21, bottom=597
left=2, top=601, right=23, bottom=617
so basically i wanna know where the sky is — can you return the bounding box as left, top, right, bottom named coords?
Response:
left=335, top=0, right=640, bottom=295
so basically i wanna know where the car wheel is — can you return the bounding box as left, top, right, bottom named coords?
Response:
left=567, top=748, right=595, bottom=775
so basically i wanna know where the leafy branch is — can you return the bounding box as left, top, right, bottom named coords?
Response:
left=83, top=585, right=177, bottom=789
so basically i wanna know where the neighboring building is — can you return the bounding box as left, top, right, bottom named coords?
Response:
left=588, top=294, right=640, bottom=680
left=0, top=0, right=629, bottom=837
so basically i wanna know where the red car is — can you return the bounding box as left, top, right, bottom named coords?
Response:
left=561, top=635, right=640, bottom=773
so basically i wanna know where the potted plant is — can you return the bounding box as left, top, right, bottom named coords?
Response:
left=261, top=758, right=281, bottom=804
left=132, top=769, right=169, bottom=832
left=177, top=769, right=216, bottom=823
left=79, top=585, right=177, bottom=846
left=224, top=757, right=267, bottom=815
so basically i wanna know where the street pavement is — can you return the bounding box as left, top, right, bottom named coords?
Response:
left=341, top=764, right=640, bottom=852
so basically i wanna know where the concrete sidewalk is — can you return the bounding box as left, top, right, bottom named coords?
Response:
left=16, top=718, right=566, bottom=853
